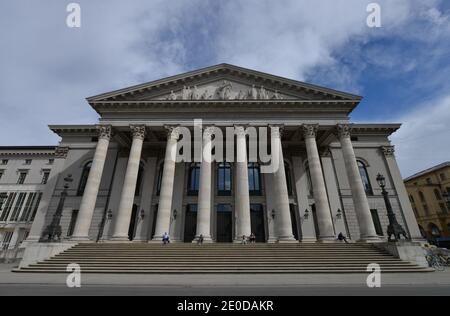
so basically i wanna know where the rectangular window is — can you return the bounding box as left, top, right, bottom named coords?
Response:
left=1, top=231, right=13, bottom=250
left=48, top=159, right=54, bottom=165
left=67, top=210, right=79, bottom=237
left=1, top=159, right=8, bottom=165
left=423, top=204, right=430, bottom=215
left=17, top=172, right=27, bottom=184
left=370, top=209, right=384, bottom=236
left=0, top=170, right=4, bottom=181
left=426, top=178, right=432, bottom=184
left=41, top=170, right=50, bottom=184
left=440, top=203, right=448, bottom=214
left=9, top=192, right=27, bottom=222
left=24, top=159, right=32, bottom=165
left=20, top=192, right=37, bottom=222
left=0, top=193, right=16, bottom=221
left=29, top=193, right=43, bottom=221
left=0, top=192, right=8, bottom=211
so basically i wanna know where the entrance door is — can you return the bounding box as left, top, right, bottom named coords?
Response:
left=216, top=204, right=232, bottom=242
left=128, top=204, right=138, bottom=241
left=183, top=204, right=197, bottom=242
left=250, top=204, right=265, bottom=242
left=289, top=204, right=299, bottom=240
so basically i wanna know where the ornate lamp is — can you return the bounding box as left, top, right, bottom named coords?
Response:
left=376, top=173, right=408, bottom=241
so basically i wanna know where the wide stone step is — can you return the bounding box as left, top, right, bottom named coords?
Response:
left=15, top=243, right=431, bottom=274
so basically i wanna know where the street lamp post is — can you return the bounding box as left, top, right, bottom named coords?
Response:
left=376, top=173, right=409, bottom=241
left=42, top=174, right=73, bottom=242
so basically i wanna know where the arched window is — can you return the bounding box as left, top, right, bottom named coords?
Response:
left=285, top=162, right=293, bottom=196
left=429, top=223, right=441, bottom=237
left=217, top=162, right=232, bottom=196
left=135, top=164, right=145, bottom=196
left=357, top=160, right=373, bottom=195
left=188, top=163, right=201, bottom=196
left=248, top=163, right=261, bottom=196
left=434, top=189, right=442, bottom=200
left=156, top=163, right=164, bottom=196
left=77, top=161, right=92, bottom=196
left=419, top=191, right=426, bottom=203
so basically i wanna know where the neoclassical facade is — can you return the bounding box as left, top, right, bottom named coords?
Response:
left=20, top=64, right=423, bottom=247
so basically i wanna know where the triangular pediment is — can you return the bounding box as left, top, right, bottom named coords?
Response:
left=87, top=64, right=361, bottom=103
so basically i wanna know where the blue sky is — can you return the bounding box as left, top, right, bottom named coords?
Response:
left=0, top=0, right=449, bottom=177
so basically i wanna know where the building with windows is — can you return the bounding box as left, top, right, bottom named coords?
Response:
left=404, top=162, right=450, bottom=243
left=10, top=64, right=425, bottom=267
left=0, top=147, right=55, bottom=261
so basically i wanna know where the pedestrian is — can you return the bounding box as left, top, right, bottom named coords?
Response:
left=249, top=233, right=256, bottom=244
left=162, top=232, right=170, bottom=245
left=197, top=234, right=204, bottom=245
left=337, top=232, right=349, bottom=244
left=241, top=235, right=247, bottom=245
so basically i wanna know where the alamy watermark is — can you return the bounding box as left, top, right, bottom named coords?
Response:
left=66, top=3, right=81, bottom=28
left=66, top=263, right=81, bottom=288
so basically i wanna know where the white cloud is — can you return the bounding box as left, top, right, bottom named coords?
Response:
left=390, top=95, right=450, bottom=178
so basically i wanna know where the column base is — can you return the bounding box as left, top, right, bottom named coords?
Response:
left=192, top=235, right=213, bottom=243
left=317, top=236, right=338, bottom=243
left=267, top=237, right=278, bottom=244
left=277, top=236, right=298, bottom=243
left=70, top=236, right=94, bottom=242
left=109, top=236, right=132, bottom=243
left=299, top=237, right=318, bottom=243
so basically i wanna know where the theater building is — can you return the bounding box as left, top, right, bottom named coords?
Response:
left=14, top=64, right=423, bottom=252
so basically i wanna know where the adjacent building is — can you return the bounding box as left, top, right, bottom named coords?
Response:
left=0, top=147, right=55, bottom=261
left=404, top=162, right=450, bottom=243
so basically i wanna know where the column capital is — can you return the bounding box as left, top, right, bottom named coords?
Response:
left=381, top=145, right=395, bottom=157
left=54, top=146, right=69, bottom=159
left=336, top=124, right=352, bottom=139
left=97, top=125, right=112, bottom=140
left=234, top=125, right=248, bottom=137
left=269, top=124, right=284, bottom=138
left=302, top=124, right=319, bottom=139
left=130, top=125, right=146, bottom=140
left=164, top=125, right=180, bottom=140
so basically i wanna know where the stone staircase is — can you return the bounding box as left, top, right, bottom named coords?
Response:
left=15, top=243, right=432, bottom=273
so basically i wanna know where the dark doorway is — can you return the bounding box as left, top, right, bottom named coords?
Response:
left=184, top=204, right=197, bottom=242
left=216, top=204, right=232, bottom=242
left=289, top=204, right=299, bottom=240
left=250, top=204, right=265, bottom=242
left=311, top=204, right=320, bottom=239
left=128, top=204, right=138, bottom=241
left=151, top=204, right=158, bottom=239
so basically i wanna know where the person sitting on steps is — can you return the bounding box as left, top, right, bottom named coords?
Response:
left=249, top=233, right=256, bottom=244
left=162, top=232, right=170, bottom=245
left=241, top=235, right=248, bottom=245
left=337, top=232, right=349, bottom=244
left=197, top=234, right=204, bottom=245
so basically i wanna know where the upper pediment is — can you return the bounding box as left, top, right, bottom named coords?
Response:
left=87, top=64, right=362, bottom=103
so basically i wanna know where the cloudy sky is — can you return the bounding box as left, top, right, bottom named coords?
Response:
left=1, top=0, right=449, bottom=178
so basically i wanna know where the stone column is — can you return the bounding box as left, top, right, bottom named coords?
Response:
left=24, top=146, right=68, bottom=244
left=152, top=127, right=179, bottom=241
left=111, top=125, right=146, bottom=241
left=381, top=146, right=424, bottom=241
left=302, top=124, right=335, bottom=241
left=133, top=156, right=157, bottom=242
left=271, top=126, right=296, bottom=242
left=195, top=127, right=213, bottom=242
left=292, top=155, right=317, bottom=242
left=336, top=124, right=378, bottom=241
left=320, top=149, right=348, bottom=237
left=234, top=126, right=251, bottom=241
left=72, top=126, right=112, bottom=241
